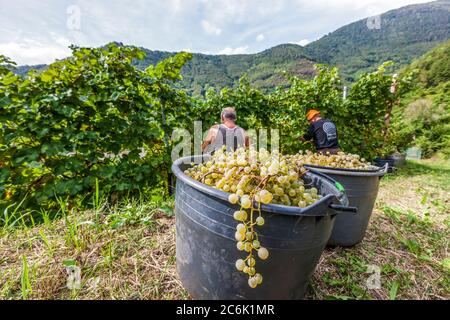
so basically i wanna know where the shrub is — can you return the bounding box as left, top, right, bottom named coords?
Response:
left=0, top=44, right=192, bottom=211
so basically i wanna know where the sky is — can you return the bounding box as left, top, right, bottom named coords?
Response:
left=0, top=0, right=433, bottom=65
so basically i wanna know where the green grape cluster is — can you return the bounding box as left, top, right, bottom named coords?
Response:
left=184, top=147, right=322, bottom=288
left=288, top=150, right=372, bottom=170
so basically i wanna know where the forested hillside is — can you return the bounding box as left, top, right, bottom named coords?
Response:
left=136, top=44, right=316, bottom=95
left=307, top=0, right=450, bottom=81
left=394, top=40, right=450, bottom=157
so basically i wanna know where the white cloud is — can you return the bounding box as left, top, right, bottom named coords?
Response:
left=218, top=46, right=249, bottom=55
left=199, top=0, right=285, bottom=25
left=0, top=39, right=71, bottom=65
left=256, top=34, right=265, bottom=42
left=290, top=39, right=311, bottom=46
left=201, top=20, right=222, bottom=36
left=49, top=32, right=72, bottom=47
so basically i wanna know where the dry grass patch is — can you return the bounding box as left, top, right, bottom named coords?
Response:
left=308, top=159, right=449, bottom=300
left=0, top=203, right=187, bottom=300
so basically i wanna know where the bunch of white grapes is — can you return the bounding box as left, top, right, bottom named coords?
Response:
left=287, top=150, right=372, bottom=170
left=184, top=147, right=322, bottom=288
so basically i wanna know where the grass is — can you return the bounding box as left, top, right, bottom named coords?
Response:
left=308, top=158, right=449, bottom=300
left=0, top=159, right=448, bottom=300
left=0, top=197, right=185, bottom=299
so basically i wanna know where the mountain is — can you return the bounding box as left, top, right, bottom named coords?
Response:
left=12, top=64, right=47, bottom=76
left=401, top=39, right=450, bottom=88
left=138, top=0, right=450, bottom=90
left=134, top=44, right=316, bottom=95
left=10, top=1, right=450, bottom=93
left=307, top=0, right=450, bottom=81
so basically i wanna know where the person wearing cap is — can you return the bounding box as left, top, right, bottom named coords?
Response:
left=301, top=109, right=340, bottom=155
left=202, top=107, right=250, bottom=153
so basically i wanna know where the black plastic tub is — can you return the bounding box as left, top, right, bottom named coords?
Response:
left=172, top=155, right=354, bottom=300
left=304, top=164, right=388, bottom=247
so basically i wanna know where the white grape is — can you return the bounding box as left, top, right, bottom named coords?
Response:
left=240, top=196, right=252, bottom=209
left=256, top=216, right=265, bottom=226
left=235, top=259, right=245, bottom=271
left=248, top=277, right=258, bottom=288
left=228, top=193, right=239, bottom=204
left=298, top=200, right=307, bottom=208
left=235, top=232, right=245, bottom=242
left=259, top=190, right=273, bottom=204
left=236, top=223, right=246, bottom=234
left=254, top=273, right=263, bottom=285
left=258, top=247, right=269, bottom=260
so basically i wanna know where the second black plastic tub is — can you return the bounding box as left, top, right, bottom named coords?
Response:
left=373, top=157, right=395, bottom=170
left=304, top=164, right=388, bottom=247
left=172, top=155, right=354, bottom=300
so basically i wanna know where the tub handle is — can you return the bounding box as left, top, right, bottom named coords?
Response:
left=329, top=204, right=358, bottom=214
left=379, top=163, right=389, bottom=179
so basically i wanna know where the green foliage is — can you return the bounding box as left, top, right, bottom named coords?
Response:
left=272, top=63, right=413, bottom=159
left=0, top=41, right=423, bottom=215
left=201, top=75, right=274, bottom=130
left=196, top=63, right=407, bottom=160
left=394, top=88, right=450, bottom=158
left=0, top=44, right=193, bottom=212
left=271, top=65, right=342, bottom=153
left=0, top=55, right=16, bottom=76
left=393, top=40, right=450, bottom=158
left=345, top=62, right=414, bottom=157
left=407, top=40, right=450, bottom=88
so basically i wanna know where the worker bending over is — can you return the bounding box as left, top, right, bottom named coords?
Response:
left=301, top=109, right=340, bottom=155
